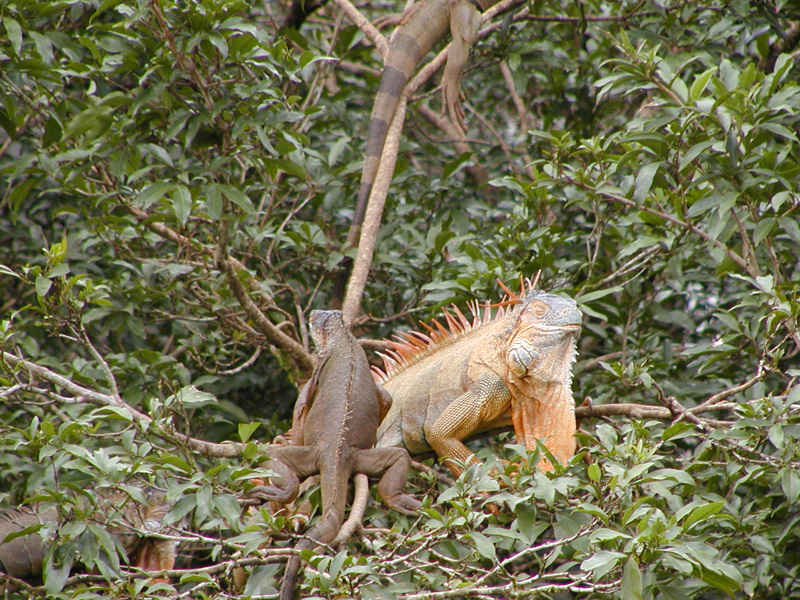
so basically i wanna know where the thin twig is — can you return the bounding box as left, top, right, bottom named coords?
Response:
left=330, top=0, right=389, bottom=59
left=217, top=253, right=315, bottom=374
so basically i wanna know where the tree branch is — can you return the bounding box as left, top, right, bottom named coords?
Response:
left=330, top=0, right=389, bottom=59
left=333, top=472, right=369, bottom=546
left=342, top=93, right=408, bottom=324
left=218, top=254, right=315, bottom=374
left=340, top=0, right=526, bottom=322
left=1, top=352, right=246, bottom=458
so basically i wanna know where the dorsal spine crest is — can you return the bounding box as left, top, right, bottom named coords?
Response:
left=373, top=289, right=526, bottom=383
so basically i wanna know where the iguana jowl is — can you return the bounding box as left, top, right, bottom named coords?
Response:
left=0, top=488, right=176, bottom=585
left=349, top=0, right=500, bottom=242
left=253, top=310, right=420, bottom=600
left=375, top=286, right=582, bottom=475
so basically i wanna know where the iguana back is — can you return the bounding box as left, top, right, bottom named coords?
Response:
left=253, top=310, right=420, bottom=600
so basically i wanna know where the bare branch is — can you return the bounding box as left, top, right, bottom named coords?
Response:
left=330, top=0, right=389, bottom=59
left=341, top=0, right=528, bottom=322
left=218, top=347, right=263, bottom=376
left=342, top=94, right=408, bottom=324
left=218, top=255, right=315, bottom=374
left=691, top=363, right=767, bottom=412
left=1, top=352, right=246, bottom=458
left=75, top=321, right=123, bottom=404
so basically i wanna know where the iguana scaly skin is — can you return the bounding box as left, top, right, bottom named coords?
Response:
left=253, top=310, right=420, bottom=600
left=349, top=0, right=499, bottom=242
left=0, top=488, right=176, bottom=585
left=375, top=287, right=582, bottom=476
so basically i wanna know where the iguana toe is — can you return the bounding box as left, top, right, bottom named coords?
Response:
left=384, top=493, right=422, bottom=515
left=250, top=484, right=295, bottom=504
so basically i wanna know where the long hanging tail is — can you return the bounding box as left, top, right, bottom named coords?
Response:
left=348, top=12, right=451, bottom=245
left=279, top=461, right=349, bottom=600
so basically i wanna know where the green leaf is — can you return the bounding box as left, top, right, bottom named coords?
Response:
left=172, top=184, right=193, bottom=225
left=633, top=162, right=660, bottom=203
left=62, top=105, right=112, bottom=141
left=214, top=493, right=244, bottom=526
left=443, top=152, right=474, bottom=180
left=266, top=158, right=307, bottom=179
left=768, top=423, right=784, bottom=449
left=690, top=67, right=716, bottom=102
left=35, top=275, right=52, bottom=298
left=138, top=182, right=174, bottom=209
left=173, top=385, right=217, bottom=407
left=0, top=264, right=22, bottom=279
left=680, top=501, right=725, bottom=531
left=327, top=135, right=350, bottom=167
left=329, top=550, right=348, bottom=581
left=238, top=422, right=260, bottom=443
left=782, top=469, right=800, bottom=504
left=753, top=217, right=776, bottom=248
left=1, top=521, right=44, bottom=544
left=30, top=31, right=54, bottom=65
left=468, top=532, right=496, bottom=561
left=4, top=18, right=23, bottom=56
left=204, top=183, right=222, bottom=220
left=581, top=550, right=624, bottom=578
left=44, top=544, right=75, bottom=594
left=142, top=143, right=174, bottom=167
left=214, top=183, right=254, bottom=214
left=621, top=557, right=643, bottom=600
left=679, top=141, right=715, bottom=173
left=159, top=455, right=193, bottom=474
left=577, top=286, right=624, bottom=303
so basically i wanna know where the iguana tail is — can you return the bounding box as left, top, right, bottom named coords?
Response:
left=350, top=8, right=452, bottom=242
left=279, top=458, right=350, bottom=600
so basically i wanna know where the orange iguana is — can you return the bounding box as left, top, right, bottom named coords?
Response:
left=252, top=310, right=420, bottom=600
left=0, top=488, right=176, bottom=587
left=348, top=0, right=501, bottom=244
left=374, top=284, right=582, bottom=475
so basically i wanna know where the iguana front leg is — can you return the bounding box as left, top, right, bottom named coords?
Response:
left=442, top=0, right=482, bottom=135
left=424, top=373, right=511, bottom=476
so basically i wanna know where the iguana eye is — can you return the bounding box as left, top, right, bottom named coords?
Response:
left=531, top=301, right=548, bottom=318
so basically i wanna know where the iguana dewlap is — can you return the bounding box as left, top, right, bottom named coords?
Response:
left=252, top=310, right=420, bottom=600
left=375, top=290, right=582, bottom=475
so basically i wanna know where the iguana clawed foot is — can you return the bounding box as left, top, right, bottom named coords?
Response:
left=354, top=447, right=422, bottom=515
left=248, top=450, right=307, bottom=505
left=440, top=0, right=482, bottom=137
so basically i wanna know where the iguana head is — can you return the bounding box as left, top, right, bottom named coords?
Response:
left=309, top=310, right=347, bottom=353
left=506, top=292, right=582, bottom=381
left=505, top=292, right=582, bottom=466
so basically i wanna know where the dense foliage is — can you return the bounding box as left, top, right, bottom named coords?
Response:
left=1, top=0, right=798, bottom=598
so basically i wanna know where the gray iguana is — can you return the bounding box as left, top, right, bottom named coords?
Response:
left=0, top=488, right=176, bottom=587
left=252, top=310, right=420, bottom=600
left=374, top=284, right=582, bottom=475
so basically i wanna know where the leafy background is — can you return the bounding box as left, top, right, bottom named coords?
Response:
left=1, top=0, right=799, bottom=598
